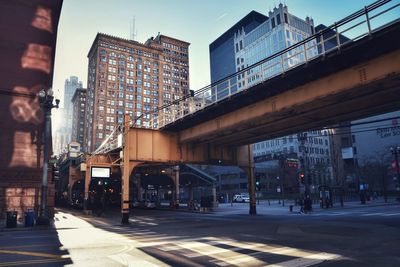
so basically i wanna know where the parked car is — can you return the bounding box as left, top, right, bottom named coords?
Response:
left=233, top=193, right=250, bottom=203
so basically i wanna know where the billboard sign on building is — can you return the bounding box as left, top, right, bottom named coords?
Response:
left=341, top=147, right=354, bottom=159
left=91, top=167, right=111, bottom=178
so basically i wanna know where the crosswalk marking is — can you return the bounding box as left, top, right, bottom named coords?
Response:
left=382, top=213, right=400, bottom=216
left=309, top=211, right=400, bottom=217
left=134, top=235, right=342, bottom=267
left=266, top=252, right=340, bottom=267
left=108, top=253, right=161, bottom=267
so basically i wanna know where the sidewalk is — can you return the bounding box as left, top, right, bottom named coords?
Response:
left=2, top=198, right=398, bottom=230
left=213, top=198, right=399, bottom=216
left=0, top=218, right=56, bottom=232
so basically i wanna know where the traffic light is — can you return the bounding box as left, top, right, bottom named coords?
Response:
left=255, top=179, right=260, bottom=191
left=299, top=173, right=305, bottom=184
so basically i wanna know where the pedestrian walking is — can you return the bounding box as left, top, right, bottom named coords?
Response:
left=304, top=195, right=312, bottom=213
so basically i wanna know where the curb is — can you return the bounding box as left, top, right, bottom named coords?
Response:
left=0, top=223, right=55, bottom=232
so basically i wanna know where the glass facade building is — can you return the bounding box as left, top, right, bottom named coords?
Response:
left=209, top=11, right=267, bottom=100
left=209, top=4, right=334, bottom=186
left=234, top=4, right=317, bottom=90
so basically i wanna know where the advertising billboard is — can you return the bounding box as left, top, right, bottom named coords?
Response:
left=91, top=167, right=111, bottom=178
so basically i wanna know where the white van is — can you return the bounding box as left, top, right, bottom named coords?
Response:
left=233, top=193, right=250, bottom=203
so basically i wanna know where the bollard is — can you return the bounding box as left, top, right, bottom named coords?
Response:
left=6, top=211, right=17, bottom=228
left=289, top=205, right=293, bottom=213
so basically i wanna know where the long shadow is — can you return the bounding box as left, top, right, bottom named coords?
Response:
left=0, top=217, right=73, bottom=266
left=67, top=206, right=400, bottom=267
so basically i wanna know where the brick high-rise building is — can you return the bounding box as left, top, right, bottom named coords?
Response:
left=71, top=88, right=87, bottom=148
left=85, top=33, right=190, bottom=152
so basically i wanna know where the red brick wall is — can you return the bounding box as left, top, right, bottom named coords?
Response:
left=0, top=169, right=55, bottom=220
left=0, top=0, right=62, bottom=222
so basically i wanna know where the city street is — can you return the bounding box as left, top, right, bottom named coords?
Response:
left=1, top=1, right=400, bottom=266
left=1, top=201, right=399, bottom=266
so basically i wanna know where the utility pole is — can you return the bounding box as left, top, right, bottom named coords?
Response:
left=37, top=89, right=59, bottom=225
left=390, top=146, right=400, bottom=199
left=121, top=115, right=131, bottom=224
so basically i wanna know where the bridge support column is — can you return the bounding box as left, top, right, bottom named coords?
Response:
left=238, top=145, right=257, bottom=215
left=174, top=165, right=180, bottom=205
left=121, top=114, right=142, bottom=224
left=68, top=171, right=73, bottom=205
left=83, top=162, right=91, bottom=212
left=212, top=185, right=218, bottom=208
left=137, top=175, right=142, bottom=201
left=121, top=161, right=139, bottom=224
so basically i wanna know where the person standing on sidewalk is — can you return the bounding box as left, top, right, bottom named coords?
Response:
left=304, top=195, right=312, bottom=213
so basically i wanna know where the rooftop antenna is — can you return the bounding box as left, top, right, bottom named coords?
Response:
left=130, top=16, right=137, bottom=41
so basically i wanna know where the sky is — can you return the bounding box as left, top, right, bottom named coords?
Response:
left=52, top=0, right=399, bottom=102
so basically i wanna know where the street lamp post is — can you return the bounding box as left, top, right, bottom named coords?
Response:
left=390, top=146, right=400, bottom=198
left=37, top=88, right=59, bottom=225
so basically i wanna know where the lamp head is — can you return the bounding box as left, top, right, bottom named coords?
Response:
left=38, top=89, right=46, bottom=99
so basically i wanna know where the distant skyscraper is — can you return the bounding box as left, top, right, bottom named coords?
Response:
left=85, top=33, right=190, bottom=152
left=64, top=76, right=83, bottom=130
left=53, top=76, right=83, bottom=155
left=71, top=88, right=87, bottom=148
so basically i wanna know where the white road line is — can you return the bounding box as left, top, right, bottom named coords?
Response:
left=265, top=252, right=341, bottom=267
left=382, top=213, right=400, bottom=216
left=360, top=213, right=384, bottom=216
left=108, top=253, right=161, bottom=267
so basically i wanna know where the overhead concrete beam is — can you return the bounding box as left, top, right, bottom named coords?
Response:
left=178, top=49, right=400, bottom=145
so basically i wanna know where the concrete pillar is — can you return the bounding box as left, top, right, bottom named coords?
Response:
left=212, top=185, right=218, bottom=208
left=137, top=175, right=142, bottom=201
left=237, top=145, right=257, bottom=215
left=188, top=184, right=194, bottom=210
left=68, top=165, right=73, bottom=204
left=189, top=184, right=194, bottom=202
left=83, top=162, right=91, bottom=211
left=173, top=165, right=180, bottom=205
left=121, top=115, right=141, bottom=224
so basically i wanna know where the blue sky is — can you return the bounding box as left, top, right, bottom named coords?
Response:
left=52, top=0, right=399, bottom=101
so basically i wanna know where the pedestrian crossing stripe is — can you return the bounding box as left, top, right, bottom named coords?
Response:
left=132, top=235, right=342, bottom=267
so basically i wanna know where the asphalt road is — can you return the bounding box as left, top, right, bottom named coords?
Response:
left=0, top=202, right=399, bottom=266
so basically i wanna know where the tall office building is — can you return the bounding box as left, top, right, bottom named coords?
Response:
left=210, top=5, right=333, bottom=187
left=239, top=5, right=331, bottom=185
left=53, top=76, right=83, bottom=155
left=71, top=88, right=87, bottom=148
left=253, top=131, right=333, bottom=187
left=209, top=11, right=267, bottom=100
left=234, top=4, right=317, bottom=90
left=64, top=76, right=83, bottom=130
left=351, top=111, right=400, bottom=191
left=210, top=11, right=267, bottom=84
left=85, top=33, right=190, bottom=152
